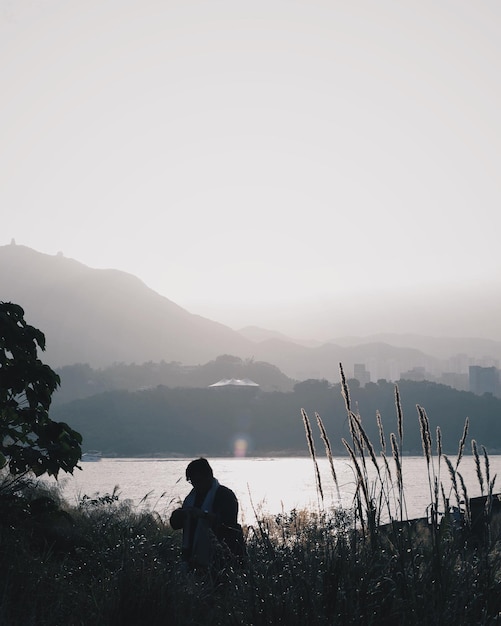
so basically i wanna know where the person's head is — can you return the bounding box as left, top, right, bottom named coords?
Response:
left=186, top=457, right=214, bottom=493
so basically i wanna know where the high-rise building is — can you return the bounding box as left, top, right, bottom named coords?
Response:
left=354, top=363, right=371, bottom=387
left=469, top=366, right=500, bottom=396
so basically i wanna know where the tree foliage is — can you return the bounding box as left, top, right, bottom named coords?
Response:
left=52, top=355, right=295, bottom=405
left=0, top=302, right=82, bottom=477
left=50, top=376, right=501, bottom=458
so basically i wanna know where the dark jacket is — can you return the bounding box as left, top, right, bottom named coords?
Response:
left=170, top=484, right=244, bottom=564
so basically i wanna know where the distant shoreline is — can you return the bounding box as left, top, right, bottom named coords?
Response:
left=85, top=450, right=501, bottom=460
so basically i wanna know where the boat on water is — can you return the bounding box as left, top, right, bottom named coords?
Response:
left=81, top=451, right=102, bottom=462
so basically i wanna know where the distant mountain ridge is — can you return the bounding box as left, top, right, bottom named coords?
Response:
left=237, top=325, right=323, bottom=347
left=331, top=333, right=501, bottom=361
left=0, top=243, right=494, bottom=382
left=239, top=327, right=501, bottom=364
left=0, top=244, right=252, bottom=367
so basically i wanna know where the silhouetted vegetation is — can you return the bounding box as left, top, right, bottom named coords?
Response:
left=52, top=355, right=295, bottom=406
left=0, top=302, right=82, bottom=477
left=2, top=376, right=501, bottom=625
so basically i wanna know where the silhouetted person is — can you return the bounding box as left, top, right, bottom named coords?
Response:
left=169, top=458, right=245, bottom=571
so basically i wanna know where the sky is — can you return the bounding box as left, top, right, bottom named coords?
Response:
left=1, top=1, right=500, bottom=339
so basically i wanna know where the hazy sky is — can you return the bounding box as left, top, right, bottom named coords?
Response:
left=1, top=1, right=500, bottom=337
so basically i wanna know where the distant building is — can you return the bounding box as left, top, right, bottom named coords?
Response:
left=477, top=356, right=500, bottom=368
left=469, top=366, right=500, bottom=396
left=209, top=378, right=260, bottom=388
left=353, top=363, right=371, bottom=387
left=447, top=353, right=472, bottom=375
left=400, top=366, right=427, bottom=382
left=440, top=371, right=469, bottom=392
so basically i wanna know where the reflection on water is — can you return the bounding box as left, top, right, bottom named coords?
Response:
left=47, top=455, right=501, bottom=525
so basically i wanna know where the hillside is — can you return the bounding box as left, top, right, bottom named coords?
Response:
left=51, top=378, right=501, bottom=457
left=0, top=244, right=255, bottom=367
left=333, top=333, right=501, bottom=362
left=0, top=243, right=451, bottom=381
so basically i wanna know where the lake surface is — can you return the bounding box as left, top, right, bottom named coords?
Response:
left=46, top=455, right=501, bottom=525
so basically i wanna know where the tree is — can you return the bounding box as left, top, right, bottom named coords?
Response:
left=0, top=302, right=82, bottom=477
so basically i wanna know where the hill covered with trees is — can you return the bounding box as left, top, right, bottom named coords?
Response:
left=51, top=377, right=501, bottom=457
left=52, top=355, right=296, bottom=405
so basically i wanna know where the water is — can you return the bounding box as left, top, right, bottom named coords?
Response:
left=46, top=455, right=501, bottom=525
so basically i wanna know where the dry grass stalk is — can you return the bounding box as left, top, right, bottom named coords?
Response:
left=455, top=417, right=469, bottom=469
left=351, top=411, right=379, bottom=476
left=458, top=472, right=470, bottom=525
left=436, top=426, right=442, bottom=490
left=489, top=476, right=497, bottom=500
left=433, top=475, right=439, bottom=512
left=417, top=405, right=432, bottom=465
left=394, top=385, right=404, bottom=446
left=347, top=412, right=374, bottom=499
left=316, top=412, right=341, bottom=500
left=348, top=411, right=361, bottom=452
left=376, top=410, right=386, bottom=453
left=346, top=410, right=365, bottom=462
left=482, top=445, right=491, bottom=492
left=301, top=408, right=324, bottom=504
left=472, top=440, right=484, bottom=496
left=339, top=362, right=351, bottom=414
left=390, top=432, right=404, bottom=517
left=444, top=454, right=461, bottom=511
left=417, top=405, right=439, bottom=514
left=484, top=476, right=497, bottom=522
left=380, top=450, right=393, bottom=483
left=342, top=437, right=371, bottom=524
left=440, top=483, right=448, bottom=514
left=377, top=412, right=393, bottom=489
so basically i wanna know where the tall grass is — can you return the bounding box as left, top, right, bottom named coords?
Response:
left=1, top=366, right=501, bottom=624
left=297, top=365, right=501, bottom=622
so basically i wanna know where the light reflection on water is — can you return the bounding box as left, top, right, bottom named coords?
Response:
left=47, top=455, right=501, bottom=525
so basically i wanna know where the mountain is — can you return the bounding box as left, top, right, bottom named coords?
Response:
left=332, top=333, right=501, bottom=362
left=0, top=244, right=253, bottom=367
left=245, top=337, right=440, bottom=382
left=0, top=244, right=462, bottom=381
left=237, top=325, right=322, bottom=347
